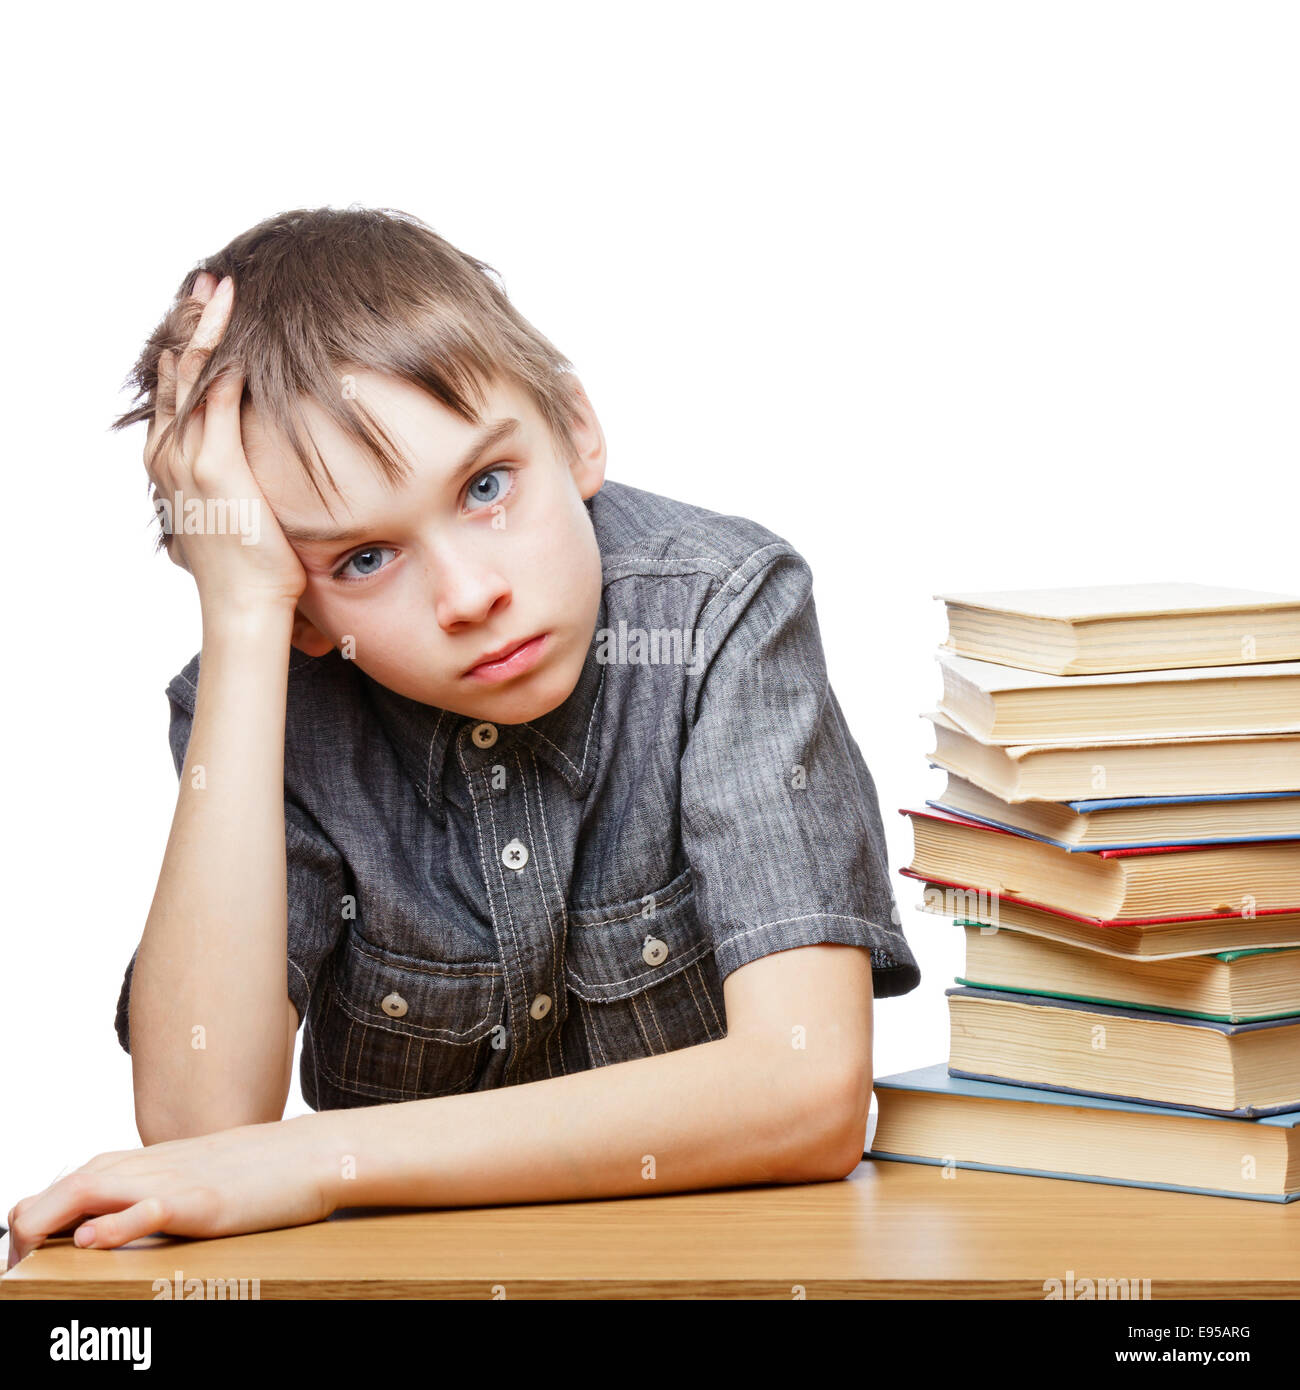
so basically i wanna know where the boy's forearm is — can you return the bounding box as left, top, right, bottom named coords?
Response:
left=130, top=603, right=298, bottom=1141
left=305, top=1031, right=864, bottom=1213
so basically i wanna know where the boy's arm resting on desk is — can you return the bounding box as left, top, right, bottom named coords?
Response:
left=310, top=940, right=873, bottom=1212
left=6, top=942, right=869, bottom=1267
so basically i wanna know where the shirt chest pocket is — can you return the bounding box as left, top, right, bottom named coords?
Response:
left=563, top=867, right=728, bottom=1069
left=316, top=936, right=506, bottom=1103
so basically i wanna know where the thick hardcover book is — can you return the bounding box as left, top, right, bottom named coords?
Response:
left=937, top=651, right=1300, bottom=745
left=935, top=582, right=1300, bottom=676
left=945, top=985, right=1300, bottom=1118
left=955, top=922, right=1300, bottom=1022
left=868, top=1063, right=1300, bottom=1202
left=924, top=709, right=1300, bottom=802
left=901, top=805, right=1300, bottom=920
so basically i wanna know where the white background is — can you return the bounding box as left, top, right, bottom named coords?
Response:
left=3, top=2, right=1297, bottom=1235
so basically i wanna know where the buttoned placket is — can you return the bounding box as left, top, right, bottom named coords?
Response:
left=455, top=718, right=569, bottom=1088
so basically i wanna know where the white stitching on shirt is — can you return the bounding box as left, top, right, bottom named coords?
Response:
left=521, top=661, right=606, bottom=781
left=327, top=973, right=503, bottom=1041
left=600, top=556, right=733, bottom=580
left=634, top=995, right=664, bottom=1045
left=681, top=961, right=708, bottom=1033
left=575, top=661, right=606, bottom=776
left=466, top=738, right=532, bottom=1062
left=540, top=752, right=574, bottom=1077
left=698, top=962, right=726, bottom=1033
left=568, top=875, right=692, bottom=927
left=682, top=959, right=724, bottom=1037
left=347, top=935, right=501, bottom=978
left=694, top=543, right=792, bottom=639
left=565, top=938, right=713, bottom=997
left=456, top=737, right=521, bottom=1063
left=315, top=1041, right=479, bottom=1101
left=719, top=913, right=894, bottom=946
left=287, top=956, right=311, bottom=1009
left=305, top=1008, right=323, bottom=1111
left=512, top=748, right=557, bottom=1082
left=577, top=994, right=608, bottom=1067
left=532, top=811, right=571, bottom=980
left=423, top=707, right=446, bottom=799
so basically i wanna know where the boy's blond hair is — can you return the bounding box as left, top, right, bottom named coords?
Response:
left=112, top=205, right=585, bottom=531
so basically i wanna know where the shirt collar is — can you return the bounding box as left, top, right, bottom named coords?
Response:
left=360, top=590, right=609, bottom=824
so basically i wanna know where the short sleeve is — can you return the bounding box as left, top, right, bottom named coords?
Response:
left=679, top=547, right=921, bottom=999
left=114, top=688, right=351, bottom=1054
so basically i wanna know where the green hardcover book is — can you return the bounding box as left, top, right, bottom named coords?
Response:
left=947, top=986, right=1300, bottom=1117
left=955, top=922, right=1300, bottom=1023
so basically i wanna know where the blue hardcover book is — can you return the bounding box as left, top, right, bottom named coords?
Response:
left=1067, top=791, right=1300, bottom=811
left=945, top=986, right=1300, bottom=1117
left=925, top=786, right=1300, bottom=852
left=868, top=1063, right=1300, bottom=1202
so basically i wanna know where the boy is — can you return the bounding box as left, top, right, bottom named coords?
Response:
left=5, top=207, right=918, bottom=1262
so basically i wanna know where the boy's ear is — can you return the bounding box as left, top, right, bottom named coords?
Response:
left=290, top=608, right=335, bottom=658
left=565, top=380, right=606, bottom=499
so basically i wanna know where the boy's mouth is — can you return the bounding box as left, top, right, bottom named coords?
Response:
left=462, top=632, right=549, bottom=683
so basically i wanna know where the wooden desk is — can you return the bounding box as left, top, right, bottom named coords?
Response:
left=4, top=1157, right=1299, bottom=1299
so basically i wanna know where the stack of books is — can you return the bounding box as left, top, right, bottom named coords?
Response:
left=869, top=582, right=1300, bottom=1201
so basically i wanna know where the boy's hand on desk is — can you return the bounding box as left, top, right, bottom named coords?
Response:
left=4, top=1117, right=334, bottom=1268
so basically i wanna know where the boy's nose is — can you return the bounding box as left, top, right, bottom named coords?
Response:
left=431, top=559, right=512, bottom=632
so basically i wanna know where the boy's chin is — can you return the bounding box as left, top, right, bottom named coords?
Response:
left=371, top=655, right=581, bottom=725
left=350, top=617, right=595, bottom=721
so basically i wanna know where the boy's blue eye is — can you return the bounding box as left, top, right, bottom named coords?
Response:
left=331, top=466, right=513, bottom=581
left=334, top=546, right=396, bottom=581
left=465, top=466, right=511, bottom=510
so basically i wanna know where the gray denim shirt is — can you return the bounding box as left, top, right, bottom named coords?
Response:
left=115, top=479, right=920, bottom=1109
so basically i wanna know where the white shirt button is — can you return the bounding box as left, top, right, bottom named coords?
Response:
left=502, top=838, right=529, bottom=871
left=381, top=992, right=409, bottom=1018
left=642, top=937, right=668, bottom=966
left=530, top=993, right=552, bottom=1020
left=471, top=722, right=498, bottom=749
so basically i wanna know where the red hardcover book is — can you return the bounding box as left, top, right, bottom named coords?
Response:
left=898, top=805, right=1300, bottom=925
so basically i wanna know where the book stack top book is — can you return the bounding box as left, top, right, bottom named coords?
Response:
left=935, top=581, right=1300, bottom=675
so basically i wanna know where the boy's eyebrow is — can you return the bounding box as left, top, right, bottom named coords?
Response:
left=279, top=417, right=522, bottom=544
